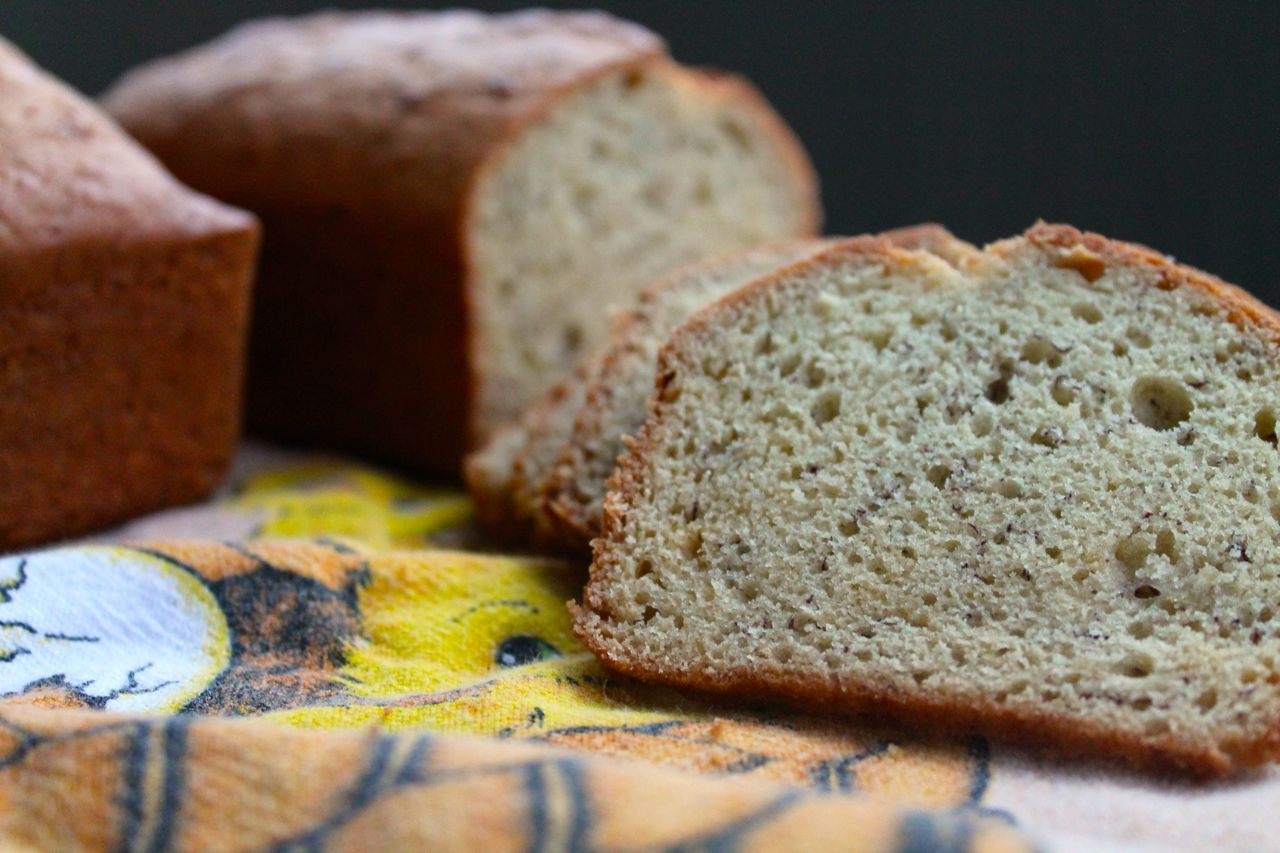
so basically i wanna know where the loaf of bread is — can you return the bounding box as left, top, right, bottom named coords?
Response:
left=575, top=223, right=1280, bottom=775
left=103, top=10, right=820, bottom=476
left=0, top=39, right=258, bottom=551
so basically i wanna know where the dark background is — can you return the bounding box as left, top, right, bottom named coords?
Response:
left=4, top=2, right=1277, bottom=296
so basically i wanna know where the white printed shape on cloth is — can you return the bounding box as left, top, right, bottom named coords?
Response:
left=0, top=546, right=230, bottom=712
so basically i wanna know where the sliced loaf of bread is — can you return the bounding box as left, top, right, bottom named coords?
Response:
left=104, top=10, right=819, bottom=475
left=575, top=224, right=1280, bottom=775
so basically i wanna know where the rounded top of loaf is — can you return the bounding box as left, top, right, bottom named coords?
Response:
left=0, top=38, right=255, bottom=257
left=102, top=10, right=671, bottom=216
left=107, top=9, right=663, bottom=104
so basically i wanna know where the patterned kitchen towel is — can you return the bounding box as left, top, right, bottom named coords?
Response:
left=0, top=446, right=1274, bottom=851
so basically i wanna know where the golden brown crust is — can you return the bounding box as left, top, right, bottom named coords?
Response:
left=577, top=222, right=1280, bottom=778
left=1016, top=220, right=1280, bottom=342
left=0, top=39, right=259, bottom=550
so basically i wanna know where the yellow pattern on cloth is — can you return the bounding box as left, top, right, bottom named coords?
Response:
left=237, top=459, right=473, bottom=549
left=0, top=458, right=1036, bottom=850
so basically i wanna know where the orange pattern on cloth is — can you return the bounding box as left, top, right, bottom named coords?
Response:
left=0, top=706, right=1029, bottom=852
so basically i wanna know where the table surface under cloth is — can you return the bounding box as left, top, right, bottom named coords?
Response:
left=0, top=444, right=1274, bottom=852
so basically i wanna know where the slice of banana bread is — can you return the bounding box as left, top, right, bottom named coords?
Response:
left=576, top=223, right=1280, bottom=775
left=0, top=38, right=258, bottom=551
left=543, top=227, right=974, bottom=551
left=104, top=10, right=819, bottom=475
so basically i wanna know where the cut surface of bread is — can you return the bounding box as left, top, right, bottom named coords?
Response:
left=543, top=227, right=975, bottom=550
left=468, top=62, right=819, bottom=432
left=0, top=38, right=257, bottom=550
left=466, top=239, right=838, bottom=552
left=576, top=224, right=1280, bottom=775
left=104, top=10, right=819, bottom=474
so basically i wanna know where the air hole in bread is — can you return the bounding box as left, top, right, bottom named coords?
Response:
left=1031, top=427, right=1063, bottom=448
left=1118, top=653, right=1156, bottom=678
left=1129, top=621, right=1153, bottom=639
left=1155, top=529, right=1178, bottom=562
left=996, top=480, right=1022, bottom=499
left=1072, top=302, right=1104, bottom=324
left=1131, top=377, right=1193, bottom=431
left=1215, top=341, right=1246, bottom=367
left=1020, top=337, right=1063, bottom=367
left=1255, top=409, right=1278, bottom=447
left=811, top=390, right=841, bottom=426
left=926, top=465, right=952, bottom=489
left=866, top=328, right=892, bottom=352
left=563, top=324, right=584, bottom=355
left=986, top=377, right=1011, bottom=405
left=719, top=118, right=753, bottom=150
left=1127, top=326, right=1153, bottom=348
left=805, top=360, right=827, bottom=388
left=572, top=182, right=598, bottom=212
left=1115, top=534, right=1150, bottom=570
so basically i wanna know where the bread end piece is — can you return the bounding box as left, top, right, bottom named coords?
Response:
left=0, top=38, right=259, bottom=550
